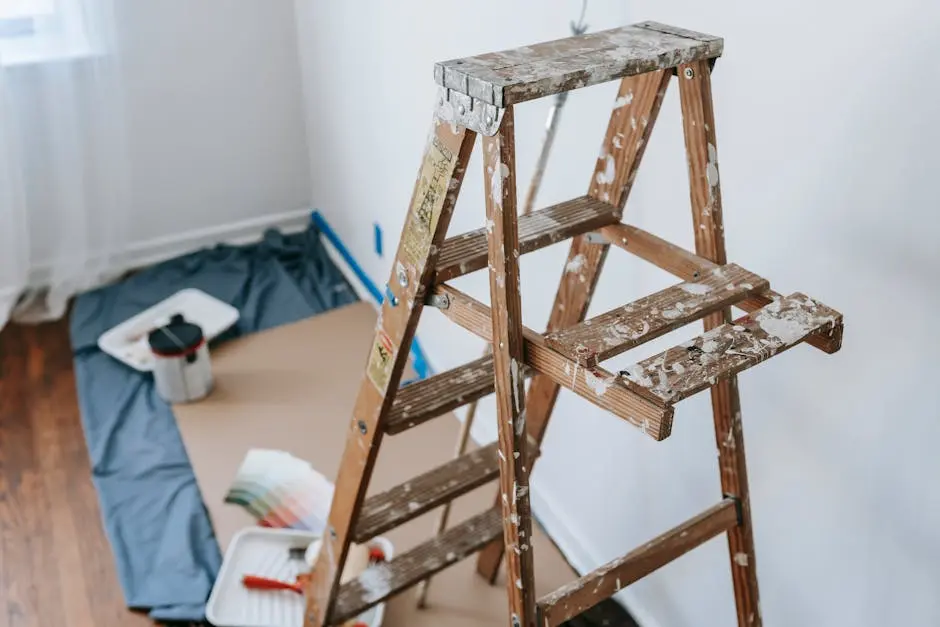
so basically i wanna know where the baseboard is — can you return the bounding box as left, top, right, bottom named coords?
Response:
left=26, top=207, right=314, bottom=287
left=473, top=413, right=663, bottom=627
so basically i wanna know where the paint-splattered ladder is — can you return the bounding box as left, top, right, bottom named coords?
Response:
left=304, top=21, right=844, bottom=627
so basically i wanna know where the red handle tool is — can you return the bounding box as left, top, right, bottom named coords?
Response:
left=241, top=574, right=303, bottom=595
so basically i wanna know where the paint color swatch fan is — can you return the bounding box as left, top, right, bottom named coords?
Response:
left=226, top=449, right=335, bottom=534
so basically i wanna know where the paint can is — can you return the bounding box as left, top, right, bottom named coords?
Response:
left=148, top=313, right=213, bottom=403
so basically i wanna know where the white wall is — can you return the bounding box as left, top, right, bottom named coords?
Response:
left=11, top=0, right=311, bottom=280
left=117, top=0, right=311, bottom=255
left=296, top=1, right=940, bottom=626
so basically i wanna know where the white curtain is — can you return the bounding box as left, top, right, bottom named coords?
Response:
left=0, top=0, right=128, bottom=329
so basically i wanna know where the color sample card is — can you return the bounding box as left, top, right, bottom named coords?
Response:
left=225, top=449, right=334, bottom=535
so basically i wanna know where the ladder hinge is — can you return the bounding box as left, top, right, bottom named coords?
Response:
left=435, top=87, right=504, bottom=136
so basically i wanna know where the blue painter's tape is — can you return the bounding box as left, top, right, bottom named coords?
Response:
left=310, top=211, right=382, bottom=304
left=311, top=211, right=433, bottom=380
left=409, top=342, right=432, bottom=381
left=373, top=223, right=383, bottom=257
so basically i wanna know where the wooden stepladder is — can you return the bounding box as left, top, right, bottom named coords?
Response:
left=304, top=21, right=844, bottom=627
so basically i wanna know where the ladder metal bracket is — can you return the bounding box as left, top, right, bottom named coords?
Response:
left=584, top=231, right=609, bottom=244
left=725, top=493, right=744, bottom=525
left=435, top=87, right=504, bottom=137
left=425, top=292, right=451, bottom=310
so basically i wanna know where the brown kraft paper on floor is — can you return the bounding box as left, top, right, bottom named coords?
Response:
left=173, top=301, right=576, bottom=626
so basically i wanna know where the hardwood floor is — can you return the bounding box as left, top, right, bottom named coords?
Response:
left=0, top=318, right=152, bottom=627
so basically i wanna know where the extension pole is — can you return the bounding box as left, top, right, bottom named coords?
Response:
left=414, top=3, right=590, bottom=609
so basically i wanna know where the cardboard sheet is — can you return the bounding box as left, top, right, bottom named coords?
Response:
left=175, top=301, right=576, bottom=626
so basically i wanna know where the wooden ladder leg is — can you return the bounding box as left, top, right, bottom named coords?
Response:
left=484, top=105, right=538, bottom=627
left=476, top=68, right=673, bottom=582
left=677, top=58, right=762, bottom=627
left=304, top=113, right=476, bottom=627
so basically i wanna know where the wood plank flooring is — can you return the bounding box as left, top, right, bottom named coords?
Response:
left=0, top=318, right=152, bottom=627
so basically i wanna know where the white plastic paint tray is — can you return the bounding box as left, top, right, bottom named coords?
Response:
left=206, top=527, right=393, bottom=627
left=98, top=288, right=239, bottom=372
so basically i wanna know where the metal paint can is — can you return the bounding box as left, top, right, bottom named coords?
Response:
left=148, top=313, right=213, bottom=403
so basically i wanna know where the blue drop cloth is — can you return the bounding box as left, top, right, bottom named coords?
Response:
left=69, top=226, right=357, bottom=622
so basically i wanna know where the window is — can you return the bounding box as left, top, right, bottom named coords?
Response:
left=0, top=0, right=91, bottom=65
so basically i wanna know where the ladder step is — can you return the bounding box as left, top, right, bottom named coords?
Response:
left=352, top=443, right=500, bottom=543
left=620, top=292, right=843, bottom=404
left=386, top=356, right=496, bottom=434
left=601, top=222, right=843, bottom=354
left=537, top=498, right=738, bottom=626
left=435, top=21, right=722, bottom=107
left=546, top=263, right=768, bottom=367
left=434, top=195, right=620, bottom=283
left=434, top=284, right=674, bottom=440
left=332, top=508, right=503, bottom=624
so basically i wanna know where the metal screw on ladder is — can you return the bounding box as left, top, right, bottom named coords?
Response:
left=384, top=284, right=399, bottom=306
left=426, top=293, right=450, bottom=310
left=684, top=67, right=695, bottom=79
left=357, top=420, right=368, bottom=435
left=396, top=263, right=409, bottom=288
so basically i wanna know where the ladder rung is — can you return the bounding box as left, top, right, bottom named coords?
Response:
left=546, top=263, right=768, bottom=367
left=386, top=356, right=496, bottom=434
left=332, top=508, right=503, bottom=624
left=433, top=284, right=674, bottom=440
left=600, top=222, right=843, bottom=354
left=352, top=443, right=500, bottom=542
left=537, top=498, right=739, bottom=626
left=621, top=292, right=843, bottom=404
left=435, top=21, right=722, bottom=107
left=434, top=195, right=620, bottom=283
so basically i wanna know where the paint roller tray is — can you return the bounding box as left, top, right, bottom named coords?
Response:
left=206, top=527, right=393, bottom=627
left=98, top=288, right=239, bottom=372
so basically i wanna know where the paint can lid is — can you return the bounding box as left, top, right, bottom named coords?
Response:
left=148, top=314, right=205, bottom=357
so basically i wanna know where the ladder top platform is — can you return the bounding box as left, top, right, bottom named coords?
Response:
left=434, top=21, right=723, bottom=107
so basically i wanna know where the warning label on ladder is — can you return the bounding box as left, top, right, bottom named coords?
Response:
left=366, top=328, right=395, bottom=392
left=400, top=134, right=455, bottom=269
